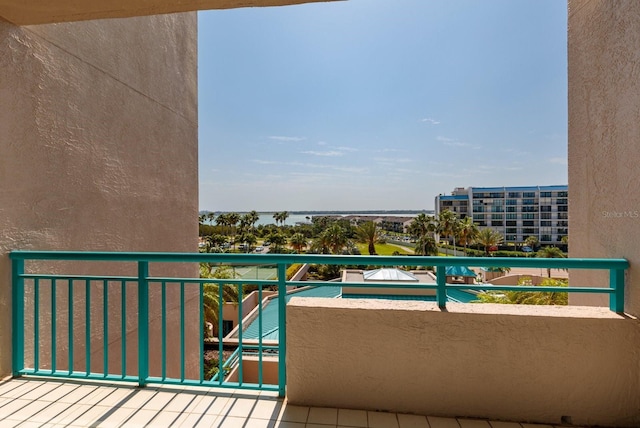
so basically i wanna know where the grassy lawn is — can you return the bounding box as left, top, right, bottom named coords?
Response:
left=356, top=243, right=414, bottom=256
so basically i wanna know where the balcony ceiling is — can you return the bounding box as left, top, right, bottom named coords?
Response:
left=0, top=0, right=341, bottom=25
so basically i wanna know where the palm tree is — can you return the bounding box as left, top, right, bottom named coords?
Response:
left=476, top=228, right=504, bottom=256
left=457, top=216, right=479, bottom=256
left=536, top=246, right=566, bottom=278
left=524, top=236, right=539, bottom=251
left=407, top=213, right=437, bottom=239
left=273, top=211, right=289, bottom=227
left=200, top=265, right=239, bottom=337
left=227, top=212, right=240, bottom=249
left=322, top=223, right=350, bottom=254
left=246, top=210, right=260, bottom=231
left=266, top=231, right=287, bottom=253
left=355, top=221, right=380, bottom=255
left=290, top=232, right=307, bottom=253
left=438, top=210, right=460, bottom=255
left=414, top=234, right=438, bottom=256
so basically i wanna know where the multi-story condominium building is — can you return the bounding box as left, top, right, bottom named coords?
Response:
left=435, top=185, right=568, bottom=244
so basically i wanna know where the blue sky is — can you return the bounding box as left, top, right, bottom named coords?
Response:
left=198, top=0, right=567, bottom=212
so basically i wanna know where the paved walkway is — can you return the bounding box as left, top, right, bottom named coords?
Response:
left=0, top=378, right=581, bottom=428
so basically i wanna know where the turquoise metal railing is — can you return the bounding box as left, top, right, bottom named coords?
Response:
left=10, top=251, right=628, bottom=397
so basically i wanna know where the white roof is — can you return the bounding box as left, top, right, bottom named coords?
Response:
left=363, top=268, right=419, bottom=282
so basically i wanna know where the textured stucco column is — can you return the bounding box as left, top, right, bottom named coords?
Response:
left=568, top=1, right=640, bottom=316
left=0, top=14, right=198, bottom=377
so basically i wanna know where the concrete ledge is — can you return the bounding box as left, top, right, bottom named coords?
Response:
left=286, top=298, right=640, bottom=427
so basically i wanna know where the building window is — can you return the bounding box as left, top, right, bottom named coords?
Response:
left=506, top=228, right=517, bottom=234
left=506, top=206, right=516, bottom=212
left=557, top=191, right=568, bottom=197
left=523, top=228, right=536, bottom=234
left=523, top=221, right=535, bottom=227
left=506, top=234, right=517, bottom=241
left=557, top=206, right=568, bottom=212
left=556, top=198, right=568, bottom=205
left=541, top=235, right=552, bottom=242
left=508, top=192, right=521, bottom=198
left=540, top=192, right=552, bottom=197
left=540, top=205, right=551, bottom=212
left=506, top=213, right=517, bottom=220
left=506, top=221, right=517, bottom=227
left=541, top=221, right=552, bottom=227
left=522, top=206, right=538, bottom=213
left=491, top=221, right=503, bottom=227
left=523, top=192, right=536, bottom=198
left=522, top=199, right=536, bottom=205
left=522, top=213, right=535, bottom=220
left=558, top=212, right=568, bottom=219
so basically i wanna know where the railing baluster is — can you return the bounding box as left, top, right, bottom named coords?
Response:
left=12, top=257, right=25, bottom=376
left=277, top=263, right=287, bottom=397
left=218, top=282, right=223, bottom=386
left=51, top=279, right=57, bottom=373
left=258, top=284, right=263, bottom=387
left=436, top=266, right=447, bottom=309
left=85, top=279, right=90, bottom=376
left=180, top=281, right=185, bottom=382
left=121, top=280, right=127, bottom=378
left=199, top=282, right=204, bottom=384
left=103, top=279, right=108, bottom=376
left=161, top=281, right=167, bottom=381
left=68, top=279, right=74, bottom=375
left=34, top=278, right=40, bottom=372
left=610, top=268, right=625, bottom=314
left=238, top=282, right=243, bottom=387
left=137, top=262, right=149, bottom=387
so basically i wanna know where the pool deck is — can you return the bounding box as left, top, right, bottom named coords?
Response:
left=0, top=377, right=582, bottom=428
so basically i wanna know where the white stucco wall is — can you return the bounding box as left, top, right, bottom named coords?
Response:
left=287, top=298, right=640, bottom=427
left=0, top=14, right=199, bottom=377
left=568, top=1, right=640, bottom=317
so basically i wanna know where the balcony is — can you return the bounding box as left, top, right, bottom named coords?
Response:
left=5, top=251, right=637, bottom=427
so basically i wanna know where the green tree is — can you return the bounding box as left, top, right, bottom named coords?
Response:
left=355, top=221, right=380, bottom=255
left=323, top=223, right=350, bottom=254
left=457, top=216, right=479, bottom=256
left=226, top=212, right=240, bottom=250
left=438, top=210, right=460, bottom=254
left=290, top=232, right=307, bottom=253
left=536, top=246, right=566, bottom=277
left=414, top=234, right=438, bottom=256
left=524, top=235, right=539, bottom=251
left=203, top=234, right=227, bottom=253
left=266, top=232, right=288, bottom=253
left=200, top=265, right=239, bottom=337
left=273, top=211, right=290, bottom=227
left=476, top=228, right=504, bottom=256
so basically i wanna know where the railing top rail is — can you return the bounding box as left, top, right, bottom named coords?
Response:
left=9, top=250, right=629, bottom=269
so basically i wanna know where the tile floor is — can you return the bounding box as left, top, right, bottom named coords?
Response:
left=0, top=378, right=583, bottom=428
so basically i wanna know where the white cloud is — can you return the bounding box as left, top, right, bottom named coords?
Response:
left=549, top=157, right=568, bottom=165
left=253, top=159, right=279, bottom=165
left=421, top=117, right=441, bottom=125
left=268, top=136, right=306, bottom=142
left=437, top=135, right=481, bottom=149
left=301, top=150, right=344, bottom=157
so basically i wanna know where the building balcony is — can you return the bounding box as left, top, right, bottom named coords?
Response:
left=5, top=251, right=638, bottom=427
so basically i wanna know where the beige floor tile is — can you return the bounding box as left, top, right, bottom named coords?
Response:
left=19, top=382, right=61, bottom=400
left=55, top=384, right=98, bottom=404
left=368, top=411, right=399, bottom=428
left=251, top=397, right=282, bottom=420
left=0, top=398, right=35, bottom=417
left=69, top=404, right=114, bottom=426
left=141, top=390, right=177, bottom=411
left=337, top=408, right=368, bottom=427
left=398, top=413, right=429, bottom=428
left=95, top=406, right=137, bottom=427
left=427, top=416, right=461, bottom=428
left=1, top=382, right=42, bottom=399
left=306, top=424, right=337, bottom=428
left=119, top=388, right=158, bottom=409
left=189, top=393, right=232, bottom=415
left=193, top=413, right=221, bottom=427
left=226, top=397, right=259, bottom=418
left=278, top=404, right=309, bottom=423
left=164, top=392, right=200, bottom=412
left=123, top=408, right=160, bottom=426
left=144, top=410, right=184, bottom=427
left=27, top=401, right=75, bottom=423
left=73, top=386, right=117, bottom=405
left=458, top=420, right=492, bottom=428
left=217, top=415, right=252, bottom=427
left=307, top=407, right=338, bottom=425
left=47, top=403, right=94, bottom=425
